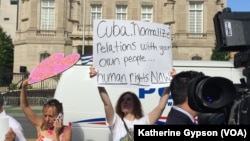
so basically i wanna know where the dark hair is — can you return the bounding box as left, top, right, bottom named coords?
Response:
left=115, top=91, right=143, bottom=119
left=0, top=94, right=4, bottom=106
left=170, top=71, right=204, bottom=105
left=43, top=99, right=63, bottom=115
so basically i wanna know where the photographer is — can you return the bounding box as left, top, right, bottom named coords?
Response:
left=165, top=69, right=237, bottom=125
left=166, top=70, right=205, bottom=125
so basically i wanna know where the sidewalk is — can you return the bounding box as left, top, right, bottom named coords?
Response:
left=4, top=106, right=42, bottom=140
left=26, top=139, right=36, bottom=141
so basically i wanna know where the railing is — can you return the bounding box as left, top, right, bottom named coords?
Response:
left=4, top=97, right=50, bottom=106
left=0, top=72, right=59, bottom=94
left=173, top=32, right=207, bottom=39
left=73, top=24, right=93, bottom=38
left=187, top=33, right=206, bottom=38
left=1, top=73, right=58, bottom=106
left=2, top=89, right=56, bottom=106
left=36, top=30, right=56, bottom=36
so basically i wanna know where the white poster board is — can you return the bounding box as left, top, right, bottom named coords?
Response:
left=0, top=118, right=9, bottom=141
left=93, top=20, right=172, bottom=88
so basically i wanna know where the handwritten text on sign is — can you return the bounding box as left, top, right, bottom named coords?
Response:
left=93, top=20, right=172, bottom=87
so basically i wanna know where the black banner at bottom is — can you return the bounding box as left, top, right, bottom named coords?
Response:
left=134, top=125, right=250, bottom=140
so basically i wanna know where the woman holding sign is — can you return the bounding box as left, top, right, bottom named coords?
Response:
left=20, top=79, right=72, bottom=141
left=89, top=66, right=175, bottom=141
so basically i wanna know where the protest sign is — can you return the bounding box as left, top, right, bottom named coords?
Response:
left=28, top=53, right=80, bottom=84
left=93, top=20, right=172, bottom=87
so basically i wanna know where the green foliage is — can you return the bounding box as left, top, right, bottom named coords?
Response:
left=27, top=85, right=33, bottom=89
left=0, top=26, right=14, bottom=73
left=0, top=26, right=14, bottom=85
left=9, top=83, right=18, bottom=90
left=211, top=48, right=231, bottom=61
left=9, top=83, right=32, bottom=91
left=52, top=74, right=61, bottom=82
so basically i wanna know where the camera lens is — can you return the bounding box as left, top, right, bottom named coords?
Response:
left=202, top=84, right=222, bottom=103
left=188, top=76, right=236, bottom=112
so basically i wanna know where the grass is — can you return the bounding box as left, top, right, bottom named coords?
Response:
left=5, top=106, right=42, bottom=115
left=6, top=109, right=42, bottom=113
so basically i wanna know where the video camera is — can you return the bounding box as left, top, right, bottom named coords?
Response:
left=188, top=7, right=250, bottom=125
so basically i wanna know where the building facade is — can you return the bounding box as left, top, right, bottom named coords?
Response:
left=13, top=0, right=226, bottom=73
left=0, top=0, right=18, bottom=39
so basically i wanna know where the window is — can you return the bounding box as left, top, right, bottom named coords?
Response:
left=10, top=0, right=18, bottom=5
left=141, top=6, right=153, bottom=22
left=90, top=5, right=102, bottom=26
left=40, top=0, right=55, bottom=30
left=189, top=2, right=203, bottom=34
left=40, top=52, right=50, bottom=62
left=116, top=5, right=127, bottom=20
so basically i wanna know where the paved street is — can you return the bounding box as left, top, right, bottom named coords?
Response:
left=15, top=116, right=37, bottom=139
left=6, top=106, right=42, bottom=140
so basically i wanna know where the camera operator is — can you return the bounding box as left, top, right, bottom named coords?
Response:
left=165, top=70, right=237, bottom=125
left=166, top=70, right=205, bottom=125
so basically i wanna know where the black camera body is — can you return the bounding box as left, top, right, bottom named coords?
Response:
left=213, top=8, right=250, bottom=52
left=228, top=86, right=250, bottom=125
left=190, top=8, right=250, bottom=125
left=187, top=75, right=250, bottom=124
left=188, top=76, right=236, bottom=113
left=187, top=75, right=237, bottom=124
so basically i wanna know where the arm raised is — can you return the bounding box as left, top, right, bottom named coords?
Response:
left=90, top=66, right=115, bottom=125
left=148, top=69, right=176, bottom=124
left=20, top=79, right=43, bottom=128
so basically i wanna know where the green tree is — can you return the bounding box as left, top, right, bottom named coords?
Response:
left=211, top=47, right=231, bottom=61
left=0, top=26, right=14, bottom=85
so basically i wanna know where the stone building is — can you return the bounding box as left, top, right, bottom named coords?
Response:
left=0, top=0, right=18, bottom=39
left=13, top=0, right=226, bottom=73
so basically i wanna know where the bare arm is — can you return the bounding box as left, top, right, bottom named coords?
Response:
left=5, top=128, right=15, bottom=141
left=20, top=79, right=43, bottom=128
left=61, top=126, right=72, bottom=141
left=148, top=87, right=170, bottom=124
left=148, top=69, right=176, bottom=124
left=89, top=66, right=115, bottom=125
left=97, top=87, right=115, bottom=125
